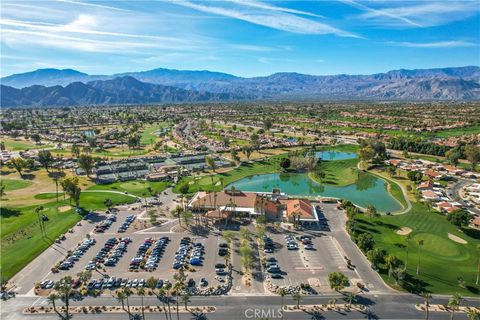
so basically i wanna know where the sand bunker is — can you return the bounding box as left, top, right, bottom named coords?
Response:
left=396, top=227, right=412, bottom=235
left=448, top=233, right=468, bottom=244
left=58, top=205, right=72, bottom=213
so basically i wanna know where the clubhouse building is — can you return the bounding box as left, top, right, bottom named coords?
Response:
left=187, top=189, right=320, bottom=227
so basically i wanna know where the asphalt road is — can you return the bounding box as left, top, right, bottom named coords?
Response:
left=2, top=293, right=479, bottom=320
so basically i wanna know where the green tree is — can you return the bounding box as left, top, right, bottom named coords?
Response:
left=60, top=177, right=81, bottom=207
left=47, top=293, right=63, bottom=319
left=366, top=248, right=385, bottom=268
left=181, top=293, right=191, bottom=310
left=292, top=291, right=303, bottom=308
left=328, top=272, right=349, bottom=292
left=365, top=205, right=379, bottom=219
left=8, top=157, right=27, bottom=178
left=71, top=144, right=80, bottom=158
left=465, top=144, right=480, bottom=171
left=356, top=233, right=375, bottom=252
left=448, top=293, right=463, bottom=320
left=77, top=154, right=95, bottom=177
left=422, top=292, right=431, bottom=320
left=205, top=155, right=216, bottom=172
left=279, top=157, right=291, bottom=171
left=447, top=210, right=472, bottom=227
left=278, top=287, right=287, bottom=318
left=407, top=171, right=423, bottom=183
left=38, top=150, right=54, bottom=171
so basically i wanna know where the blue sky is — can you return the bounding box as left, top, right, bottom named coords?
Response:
left=1, top=0, right=479, bottom=77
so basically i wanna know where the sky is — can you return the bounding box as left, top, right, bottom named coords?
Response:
left=1, top=0, right=479, bottom=77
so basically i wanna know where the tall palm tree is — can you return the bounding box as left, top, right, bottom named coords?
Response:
left=405, top=233, right=412, bottom=269
left=123, top=287, right=132, bottom=318
left=115, top=290, right=129, bottom=318
left=47, top=293, right=63, bottom=319
left=417, top=239, right=424, bottom=275
left=154, top=288, right=169, bottom=320
left=346, top=292, right=356, bottom=309
left=172, top=282, right=183, bottom=320
left=56, top=276, right=74, bottom=320
left=292, top=292, right=302, bottom=308
left=278, top=287, right=287, bottom=318
left=448, top=293, right=463, bottom=320
left=138, top=287, right=146, bottom=320
left=181, top=293, right=191, bottom=311
left=422, top=292, right=431, bottom=320
left=467, top=309, right=479, bottom=320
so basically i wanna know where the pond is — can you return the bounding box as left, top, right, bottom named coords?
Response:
left=228, top=172, right=403, bottom=213
left=315, top=151, right=357, bottom=160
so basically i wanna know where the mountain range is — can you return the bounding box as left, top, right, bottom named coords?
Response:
left=1, top=66, right=479, bottom=107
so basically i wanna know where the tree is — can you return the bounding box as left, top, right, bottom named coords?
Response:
left=60, top=177, right=81, bottom=207
left=358, top=145, right=375, bottom=162
left=407, top=171, right=423, bottom=183
left=0, top=182, right=5, bottom=199
left=8, top=157, right=27, bottom=178
left=76, top=270, right=92, bottom=286
left=138, top=287, right=146, bottom=320
left=385, top=254, right=401, bottom=278
left=417, top=239, right=424, bottom=275
left=328, top=272, right=349, bottom=291
left=71, top=144, right=80, bottom=158
left=391, top=268, right=406, bottom=286
left=365, top=205, right=379, bottom=219
left=422, top=292, right=431, bottom=320
left=465, top=144, right=480, bottom=171
left=278, top=287, right=287, bottom=318
left=230, top=149, right=240, bottom=163
left=181, top=293, right=191, bottom=310
left=448, top=293, right=463, bottom=320
left=242, top=146, right=252, bottom=160
left=205, top=156, right=216, bottom=172
left=104, top=198, right=113, bottom=210
left=55, top=276, right=76, bottom=320
left=345, top=292, right=356, bottom=309
left=468, top=309, right=480, bottom=320
left=263, top=118, right=273, bottom=131
left=77, top=154, right=95, bottom=177
left=181, top=210, right=193, bottom=226
left=447, top=210, right=472, bottom=227
left=172, top=205, right=183, bottom=226
left=366, top=248, right=385, bottom=268
left=356, top=233, right=375, bottom=252
left=31, top=133, right=41, bottom=144
left=387, top=165, right=397, bottom=177
left=38, top=150, right=54, bottom=171
left=292, top=291, right=302, bottom=308
left=445, top=149, right=462, bottom=166
left=47, top=293, right=63, bottom=319
left=250, top=133, right=260, bottom=150
left=279, top=157, right=291, bottom=171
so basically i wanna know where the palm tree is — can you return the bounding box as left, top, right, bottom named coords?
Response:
left=56, top=276, right=75, bottom=320
left=292, top=292, right=302, bottom=309
left=115, top=290, right=129, bottom=318
left=422, top=292, right=431, bottom=320
left=47, top=293, right=63, bottom=319
left=180, top=293, right=191, bottom=311
left=154, top=288, right=169, bottom=320
left=278, top=287, right=287, bottom=318
left=405, top=233, right=412, bottom=269
left=345, top=292, right=356, bottom=309
left=172, top=282, right=183, bottom=320
left=417, top=239, right=424, bottom=275
left=123, top=287, right=132, bottom=318
left=448, top=293, right=463, bottom=320
left=138, top=287, right=146, bottom=320
left=468, top=309, right=479, bottom=320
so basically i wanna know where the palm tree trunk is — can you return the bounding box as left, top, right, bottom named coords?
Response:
left=176, top=295, right=179, bottom=320
left=141, top=295, right=145, bottom=320
left=167, top=301, right=172, bottom=320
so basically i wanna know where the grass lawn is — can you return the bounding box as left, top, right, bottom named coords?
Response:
left=354, top=190, right=480, bottom=296
left=173, top=155, right=287, bottom=193
left=435, top=124, right=480, bottom=138
left=1, top=178, right=32, bottom=191
left=140, top=122, right=170, bottom=146
left=0, top=202, right=81, bottom=280
left=1, top=191, right=135, bottom=280
left=1, top=137, right=52, bottom=151
left=311, top=158, right=359, bottom=186
left=88, top=180, right=171, bottom=197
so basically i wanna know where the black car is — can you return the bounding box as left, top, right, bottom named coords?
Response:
left=218, top=248, right=228, bottom=256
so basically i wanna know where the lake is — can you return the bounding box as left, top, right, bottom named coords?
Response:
left=228, top=172, right=403, bottom=213
left=315, top=151, right=357, bottom=160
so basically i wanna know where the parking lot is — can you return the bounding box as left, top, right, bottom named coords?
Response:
left=31, top=201, right=376, bottom=295
left=34, top=201, right=233, bottom=293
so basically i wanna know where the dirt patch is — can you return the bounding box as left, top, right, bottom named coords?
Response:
left=396, top=227, right=412, bottom=235
left=448, top=233, right=468, bottom=244
left=58, top=205, right=72, bottom=213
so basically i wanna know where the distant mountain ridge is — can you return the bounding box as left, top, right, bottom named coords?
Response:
left=0, top=76, right=245, bottom=107
left=1, top=66, right=479, bottom=106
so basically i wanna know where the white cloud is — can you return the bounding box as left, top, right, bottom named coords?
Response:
left=227, top=0, right=325, bottom=18
left=389, top=40, right=477, bottom=48
left=56, top=0, right=131, bottom=12
left=231, top=44, right=273, bottom=52
left=171, top=0, right=360, bottom=38
left=347, top=1, right=480, bottom=28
